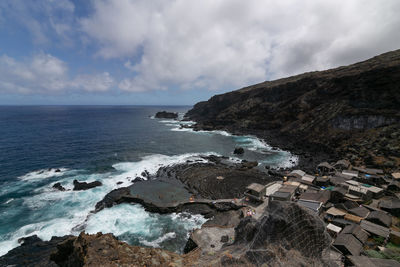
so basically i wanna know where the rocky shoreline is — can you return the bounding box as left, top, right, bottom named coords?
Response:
left=2, top=50, right=400, bottom=266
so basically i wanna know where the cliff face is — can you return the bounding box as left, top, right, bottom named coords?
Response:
left=186, top=50, right=400, bottom=168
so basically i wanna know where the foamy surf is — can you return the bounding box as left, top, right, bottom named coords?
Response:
left=0, top=152, right=217, bottom=256
left=18, top=168, right=70, bottom=181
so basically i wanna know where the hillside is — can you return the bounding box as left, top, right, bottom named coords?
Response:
left=186, top=50, right=400, bottom=169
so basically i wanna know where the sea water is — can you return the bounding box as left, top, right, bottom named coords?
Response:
left=0, top=106, right=297, bottom=256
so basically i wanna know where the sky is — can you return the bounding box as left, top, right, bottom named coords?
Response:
left=0, top=0, right=399, bottom=105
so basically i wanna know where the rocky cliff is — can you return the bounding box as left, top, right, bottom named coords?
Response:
left=186, top=49, right=400, bottom=169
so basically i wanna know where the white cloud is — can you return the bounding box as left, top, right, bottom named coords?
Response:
left=0, top=54, right=114, bottom=94
left=0, top=0, right=76, bottom=45
left=81, top=0, right=400, bottom=92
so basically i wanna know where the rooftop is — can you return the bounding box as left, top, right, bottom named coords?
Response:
left=246, top=183, right=266, bottom=193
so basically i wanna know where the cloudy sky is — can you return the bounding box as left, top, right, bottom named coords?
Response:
left=0, top=0, right=399, bottom=105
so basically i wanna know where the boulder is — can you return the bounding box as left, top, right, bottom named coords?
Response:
left=233, top=147, right=244, bottom=155
left=155, top=111, right=178, bottom=119
left=52, top=182, right=66, bottom=191
left=73, top=180, right=102, bottom=191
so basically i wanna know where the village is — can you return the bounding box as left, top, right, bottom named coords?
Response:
left=238, top=159, right=400, bottom=266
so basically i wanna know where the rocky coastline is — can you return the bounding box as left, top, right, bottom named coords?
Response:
left=2, top=50, right=400, bottom=266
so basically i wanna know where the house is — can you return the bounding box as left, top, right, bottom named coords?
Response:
left=347, top=184, right=372, bottom=201
left=287, top=170, right=306, bottom=179
left=265, top=182, right=282, bottom=198
left=330, top=187, right=347, bottom=203
left=367, top=185, right=384, bottom=198
left=341, top=224, right=369, bottom=244
left=390, top=230, right=400, bottom=246
left=334, top=159, right=350, bottom=170
left=244, top=183, right=266, bottom=201
left=348, top=206, right=370, bottom=218
left=344, top=213, right=363, bottom=224
left=360, top=220, right=390, bottom=238
left=387, top=180, right=400, bottom=192
left=348, top=256, right=400, bottom=267
left=379, top=199, right=400, bottom=217
left=300, top=174, right=315, bottom=185
left=269, top=191, right=291, bottom=201
left=325, top=207, right=346, bottom=221
left=365, top=210, right=392, bottom=227
left=278, top=184, right=298, bottom=197
left=317, top=162, right=336, bottom=174
left=392, top=172, right=400, bottom=179
left=352, top=167, right=383, bottom=175
left=326, top=223, right=342, bottom=237
left=297, top=199, right=322, bottom=214
left=356, top=174, right=386, bottom=186
left=333, top=233, right=363, bottom=256
left=342, top=170, right=359, bottom=178
left=315, top=176, right=330, bottom=187
left=299, top=190, right=331, bottom=205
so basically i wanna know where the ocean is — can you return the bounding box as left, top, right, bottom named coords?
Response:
left=0, top=105, right=297, bottom=256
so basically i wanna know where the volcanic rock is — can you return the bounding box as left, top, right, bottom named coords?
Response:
left=155, top=111, right=178, bottom=119
left=233, top=147, right=244, bottom=154
left=73, top=179, right=102, bottom=191
left=52, top=182, right=66, bottom=191
left=186, top=49, right=400, bottom=170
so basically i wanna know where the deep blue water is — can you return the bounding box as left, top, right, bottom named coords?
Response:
left=0, top=106, right=296, bottom=256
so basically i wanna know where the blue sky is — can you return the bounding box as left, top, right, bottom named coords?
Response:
left=0, top=0, right=399, bottom=105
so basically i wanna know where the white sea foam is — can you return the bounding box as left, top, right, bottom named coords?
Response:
left=140, top=232, right=176, bottom=247
left=111, top=152, right=217, bottom=187
left=4, top=198, right=14, bottom=204
left=18, top=168, right=69, bottom=181
left=85, top=204, right=206, bottom=248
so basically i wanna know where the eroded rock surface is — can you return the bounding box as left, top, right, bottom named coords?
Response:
left=186, top=49, right=400, bottom=170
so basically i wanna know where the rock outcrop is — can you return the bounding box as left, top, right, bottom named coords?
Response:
left=155, top=111, right=178, bottom=119
left=73, top=179, right=102, bottom=191
left=186, top=49, right=400, bottom=170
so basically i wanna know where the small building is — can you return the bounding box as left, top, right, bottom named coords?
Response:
left=367, top=185, right=384, bottom=199
left=326, top=223, right=342, bottom=237
left=300, top=174, right=315, bottom=185
left=365, top=210, right=392, bottom=228
left=269, top=191, right=291, bottom=201
left=330, top=218, right=354, bottom=228
left=390, top=230, right=400, bottom=246
left=344, top=213, right=363, bottom=224
left=352, top=167, right=383, bottom=175
left=347, top=184, right=372, bottom=201
left=326, top=207, right=347, bottom=218
left=360, top=220, right=390, bottom=238
left=348, top=256, right=400, bottom=267
left=287, top=170, right=305, bottom=179
left=341, top=224, right=369, bottom=244
left=244, top=183, right=266, bottom=201
left=392, top=172, right=400, bottom=180
left=315, top=176, right=330, bottom=187
left=317, top=162, right=336, bottom=174
left=330, top=186, right=347, bottom=203
left=334, top=159, right=351, bottom=170
left=297, top=199, right=322, bottom=214
left=342, top=170, right=359, bottom=178
left=299, top=190, right=331, bottom=205
left=278, top=184, right=298, bottom=198
left=265, top=182, right=282, bottom=198
left=333, top=233, right=363, bottom=256
left=387, top=180, right=400, bottom=192
left=379, top=199, right=400, bottom=217
left=348, top=206, right=370, bottom=218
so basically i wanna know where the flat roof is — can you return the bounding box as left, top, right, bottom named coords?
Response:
left=326, top=207, right=346, bottom=217
left=246, top=183, right=266, bottom=192
left=327, top=223, right=342, bottom=233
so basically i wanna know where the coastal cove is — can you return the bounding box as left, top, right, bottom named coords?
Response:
left=0, top=106, right=297, bottom=257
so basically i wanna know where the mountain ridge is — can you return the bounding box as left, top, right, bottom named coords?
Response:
left=186, top=49, right=400, bottom=169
